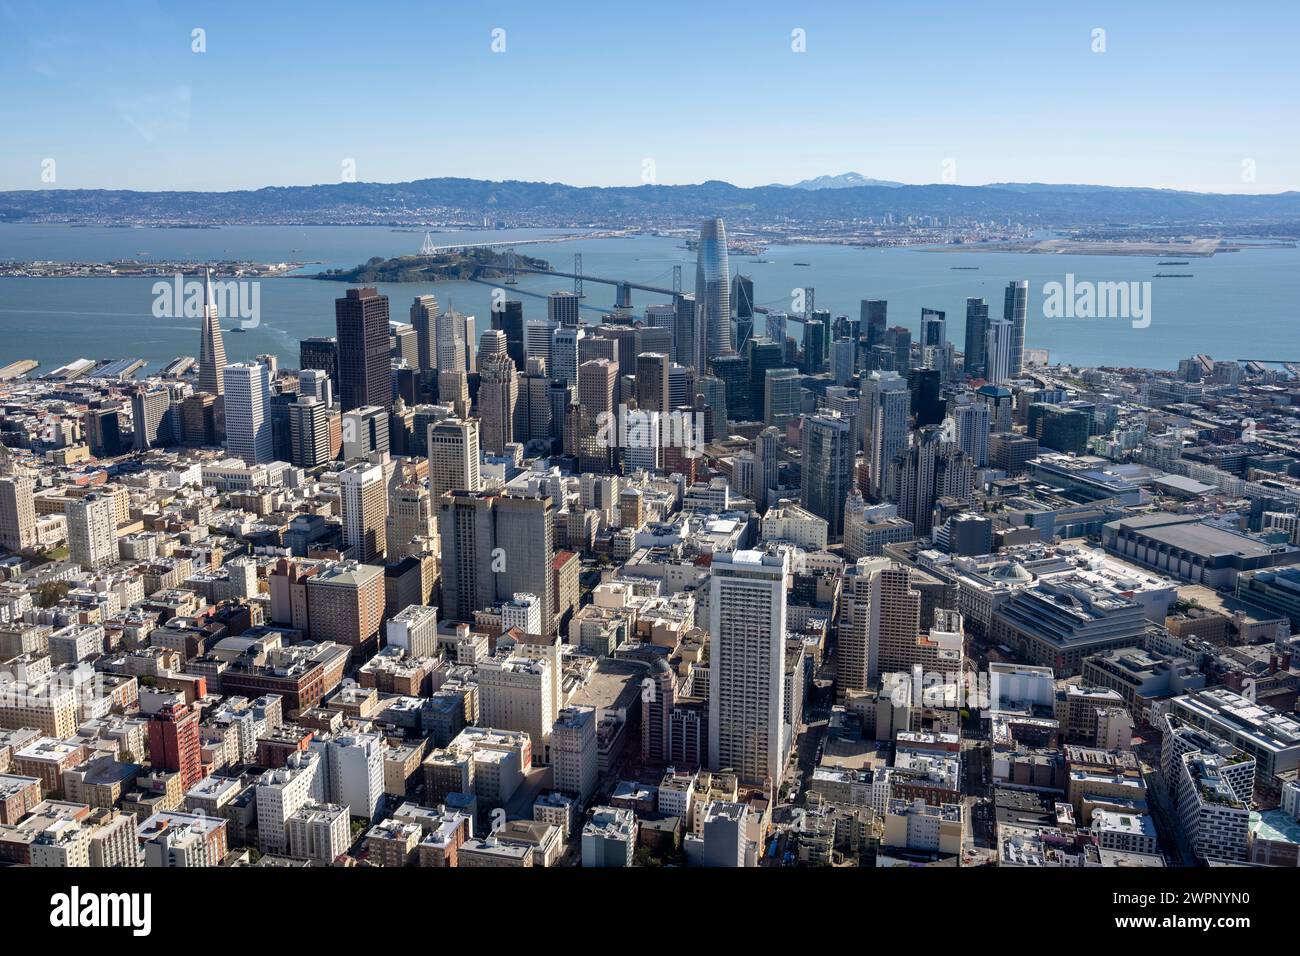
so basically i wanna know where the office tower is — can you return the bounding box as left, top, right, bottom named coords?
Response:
left=668, top=362, right=693, bottom=409
left=1004, top=280, right=1029, bottom=376
left=223, top=362, right=274, bottom=463
left=433, top=308, right=469, bottom=373
left=288, top=397, right=332, bottom=468
left=390, top=322, right=418, bottom=368
left=300, top=336, right=339, bottom=391
left=832, top=338, right=856, bottom=386
left=477, top=352, right=519, bottom=455
left=579, top=332, right=616, bottom=368
left=131, top=386, right=177, bottom=451
left=494, top=298, right=526, bottom=369
left=895, top=425, right=941, bottom=537
left=644, top=302, right=676, bottom=331
left=711, top=353, right=751, bottom=423
left=339, top=462, right=387, bottom=563
left=695, top=218, right=733, bottom=365
left=1029, top=403, right=1092, bottom=455
left=825, top=385, right=862, bottom=453
left=672, top=293, right=697, bottom=368
left=409, top=294, right=440, bottom=376
left=755, top=426, right=780, bottom=510
left=551, top=325, right=582, bottom=384
left=0, top=462, right=37, bottom=554
left=478, top=328, right=508, bottom=367
left=837, top=556, right=887, bottom=697
left=148, top=703, right=203, bottom=792
left=335, top=287, right=392, bottom=412
left=920, top=308, right=947, bottom=350
left=629, top=352, right=670, bottom=471
left=67, top=493, right=116, bottom=570
left=884, top=326, right=912, bottom=375
left=935, top=443, right=975, bottom=503
left=427, top=418, right=481, bottom=498
left=709, top=548, right=788, bottom=787
left=862, top=371, right=910, bottom=501
left=577, top=359, right=618, bottom=474
left=547, top=291, right=581, bottom=329
left=866, top=562, right=922, bottom=686
left=764, top=367, right=801, bottom=427
left=631, top=351, right=670, bottom=416
left=298, top=367, right=332, bottom=407
left=800, top=413, right=854, bottom=540
left=732, top=274, right=755, bottom=350
left=734, top=451, right=758, bottom=502
left=747, top=338, right=782, bottom=397
left=267, top=390, right=295, bottom=464
left=437, top=370, right=470, bottom=419
left=963, top=297, right=989, bottom=377
left=951, top=400, right=990, bottom=468
left=198, top=269, right=227, bottom=397
left=526, top=319, right=556, bottom=373
left=438, top=491, right=555, bottom=633
left=801, top=317, right=827, bottom=374
left=178, top=393, right=216, bottom=447
left=985, top=317, right=1014, bottom=385
left=84, top=404, right=124, bottom=457
left=342, top=404, right=389, bottom=462
left=861, top=300, right=888, bottom=349
left=988, top=430, right=1038, bottom=475
left=518, top=358, right=554, bottom=445
left=698, top=375, right=728, bottom=438
left=386, top=479, right=434, bottom=560
left=552, top=706, right=598, bottom=802
left=909, top=367, right=945, bottom=426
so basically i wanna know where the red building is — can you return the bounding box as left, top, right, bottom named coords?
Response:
left=147, top=703, right=203, bottom=792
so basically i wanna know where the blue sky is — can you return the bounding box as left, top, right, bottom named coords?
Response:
left=2, top=0, right=1297, bottom=192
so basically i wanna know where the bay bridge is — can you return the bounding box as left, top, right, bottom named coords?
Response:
left=494, top=249, right=787, bottom=316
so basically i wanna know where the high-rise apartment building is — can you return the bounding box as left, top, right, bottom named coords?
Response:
left=963, top=297, right=989, bottom=378
left=67, top=493, right=117, bottom=570
left=1004, top=280, right=1029, bottom=377
left=863, top=371, right=910, bottom=501
left=148, top=703, right=203, bottom=792
left=709, top=548, right=788, bottom=788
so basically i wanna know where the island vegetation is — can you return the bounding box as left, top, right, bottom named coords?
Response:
left=314, top=246, right=551, bottom=283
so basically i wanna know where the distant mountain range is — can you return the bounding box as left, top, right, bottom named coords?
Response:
left=1, top=176, right=1298, bottom=228
left=780, top=172, right=905, bottom=189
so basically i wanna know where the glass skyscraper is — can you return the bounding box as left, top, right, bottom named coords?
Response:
left=695, top=217, right=733, bottom=367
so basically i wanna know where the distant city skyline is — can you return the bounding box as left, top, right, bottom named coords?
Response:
left=2, top=1, right=1298, bottom=193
